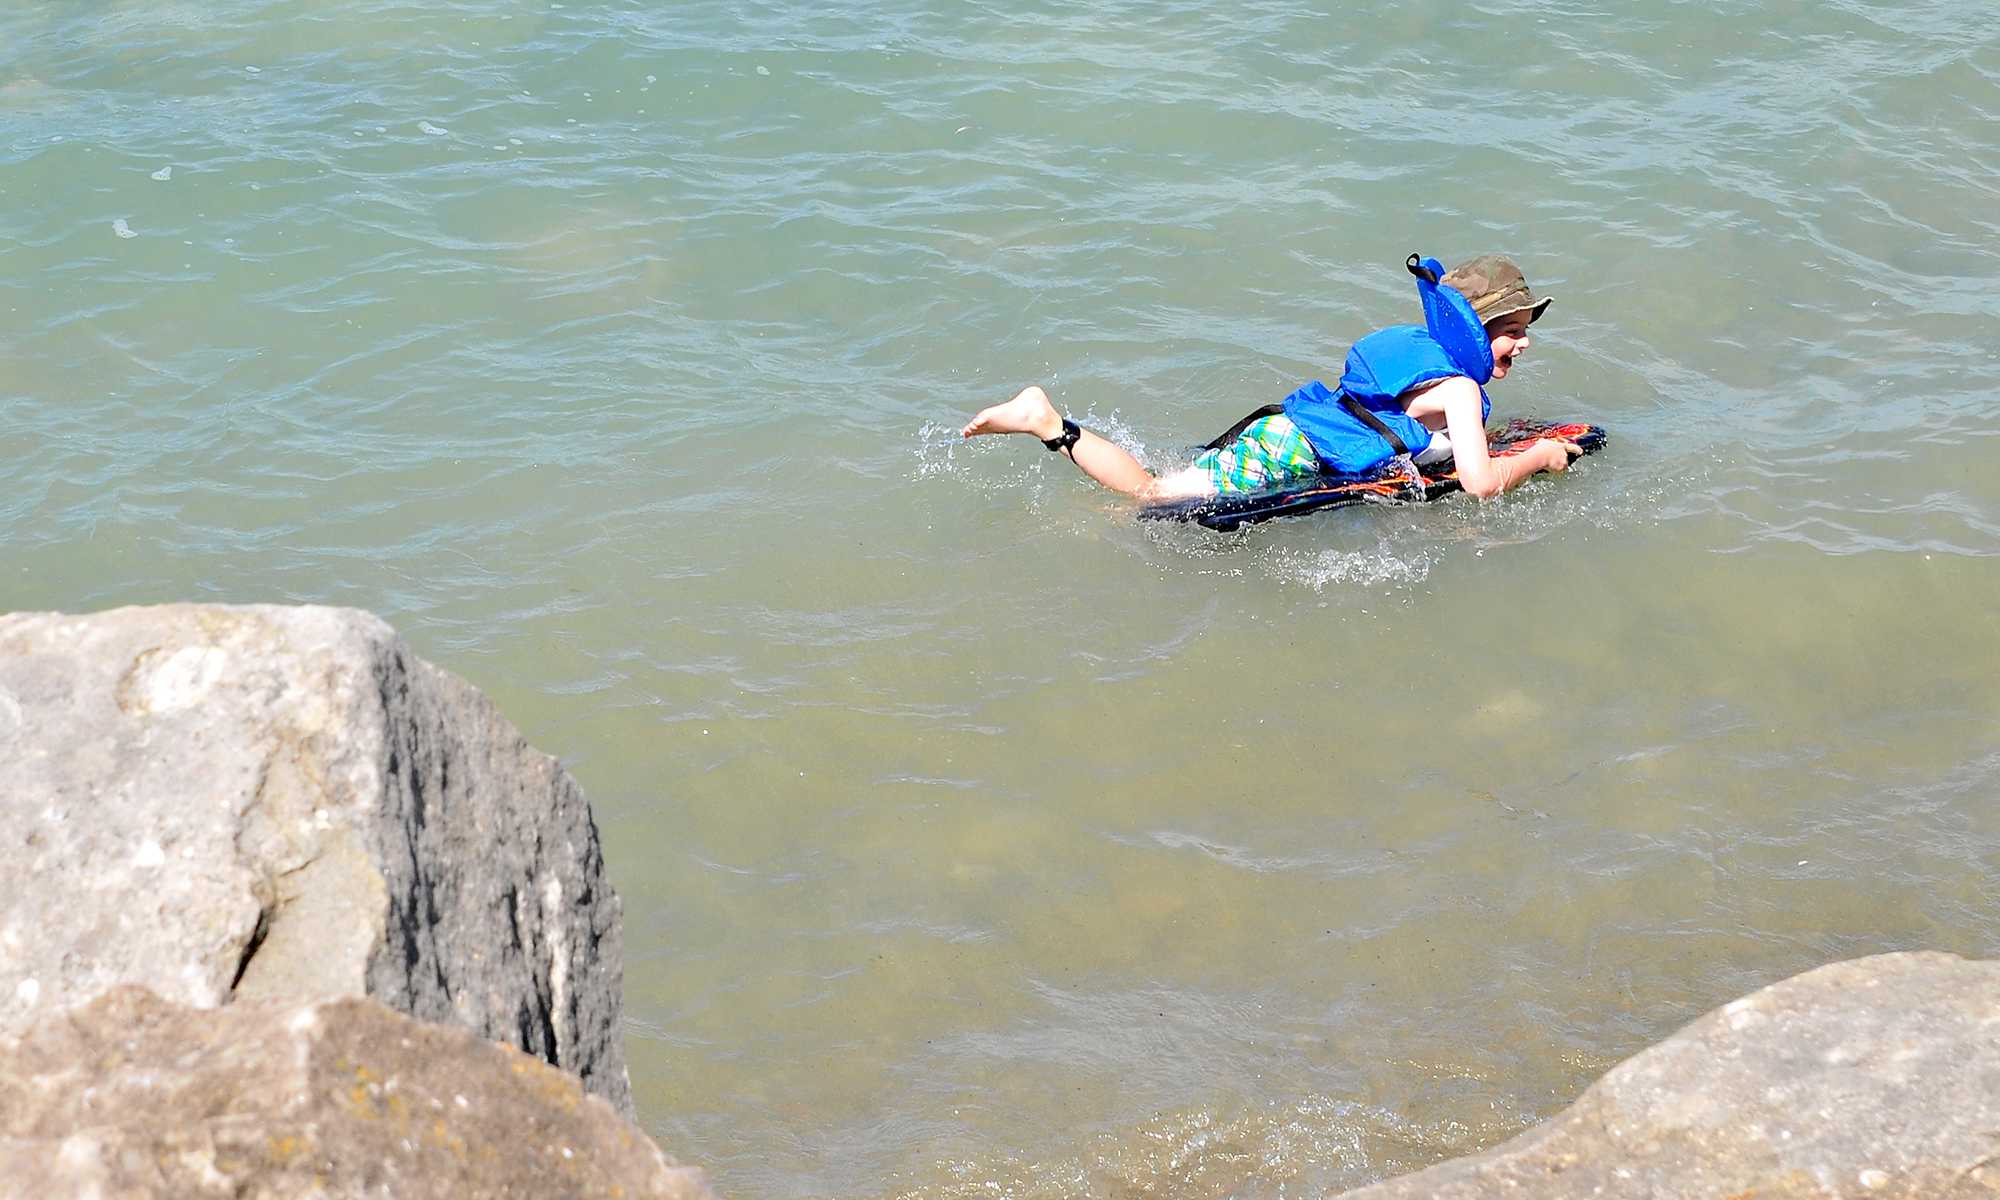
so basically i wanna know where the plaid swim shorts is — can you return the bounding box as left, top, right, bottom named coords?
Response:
left=1189, top=413, right=1323, bottom=494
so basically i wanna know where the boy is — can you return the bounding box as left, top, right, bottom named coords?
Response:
left=961, top=255, right=1580, bottom=501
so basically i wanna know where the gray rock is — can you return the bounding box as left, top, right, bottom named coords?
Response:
left=0, top=984, right=713, bottom=1200
left=0, top=604, right=632, bottom=1116
left=1336, top=951, right=2000, bottom=1200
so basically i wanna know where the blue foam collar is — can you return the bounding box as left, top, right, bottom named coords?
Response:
left=1407, top=254, right=1494, bottom=385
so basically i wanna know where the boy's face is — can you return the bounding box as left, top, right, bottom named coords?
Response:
left=1484, top=310, right=1535, bottom=380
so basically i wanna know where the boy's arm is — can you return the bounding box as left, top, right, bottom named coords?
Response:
left=1434, top=377, right=1578, bottom=499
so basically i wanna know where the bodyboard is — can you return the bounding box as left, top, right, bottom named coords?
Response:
left=1139, top=420, right=1606, bottom=532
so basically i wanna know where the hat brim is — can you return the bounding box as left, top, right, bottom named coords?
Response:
left=1483, top=294, right=1554, bottom=325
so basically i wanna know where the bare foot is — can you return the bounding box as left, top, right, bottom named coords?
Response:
left=962, top=386, right=1063, bottom=442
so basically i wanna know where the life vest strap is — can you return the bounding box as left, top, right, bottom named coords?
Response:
left=1337, top=391, right=1411, bottom=458
left=1202, top=404, right=1286, bottom=451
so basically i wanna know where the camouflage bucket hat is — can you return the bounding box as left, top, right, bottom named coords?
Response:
left=1441, top=254, right=1553, bottom=325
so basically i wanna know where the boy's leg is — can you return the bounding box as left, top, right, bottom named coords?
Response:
left=963, top=386, right=1172, bottom=498
left=1147, top=465, right=1220, bottom=499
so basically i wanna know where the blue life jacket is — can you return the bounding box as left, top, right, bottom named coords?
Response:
left=1280, top=255, right=1494, bottom=475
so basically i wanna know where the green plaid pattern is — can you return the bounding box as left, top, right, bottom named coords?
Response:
left=1191, top=414, right=1322, bottom=494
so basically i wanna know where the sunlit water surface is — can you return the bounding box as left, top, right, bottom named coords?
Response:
left=4, top=1, right=2000, bottom=1197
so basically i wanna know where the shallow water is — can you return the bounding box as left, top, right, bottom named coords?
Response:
left=5, top=0, right=2000, bottom=1196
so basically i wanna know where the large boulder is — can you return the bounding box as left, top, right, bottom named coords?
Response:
left=1336, top=951, right=2000, bottom=1199
left=0, top=604, right=632, bottom=1115
left=0, top=984, right=712, bottom=1199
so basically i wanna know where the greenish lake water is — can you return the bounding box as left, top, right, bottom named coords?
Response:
left=4, top=1, right=1999, bottom=1196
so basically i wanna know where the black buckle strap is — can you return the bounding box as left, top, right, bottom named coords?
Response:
left=1337, top=391, right=1411, bottom=458
left=1042, top=418, right=1082, bottom=453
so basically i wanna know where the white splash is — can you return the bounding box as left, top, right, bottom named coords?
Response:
left=1265, top=544, right=1435, bottom=591
left=150, top=165, right=172, bottom=181
left=913, top=421, right=967, bottom=478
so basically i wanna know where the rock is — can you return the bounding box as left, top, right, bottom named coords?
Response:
left=0, top=604, right=632, bottom=1116
left=1335, top=951, right=2000, bottom=1200
left=0, top=984, right=714, bottom=1199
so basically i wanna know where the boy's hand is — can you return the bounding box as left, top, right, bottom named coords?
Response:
left=1540, top=437, right=1582, bottom=473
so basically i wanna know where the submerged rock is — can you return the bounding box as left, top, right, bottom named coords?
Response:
left=1336, top=951, right=2000, bottom=1200
left=0, top=984, right=712, bottom=1199
left=0, top=604, right=632, bottom=1115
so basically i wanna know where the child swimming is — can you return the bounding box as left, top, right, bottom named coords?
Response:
left=962, top=254, right=1580, bottom=502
